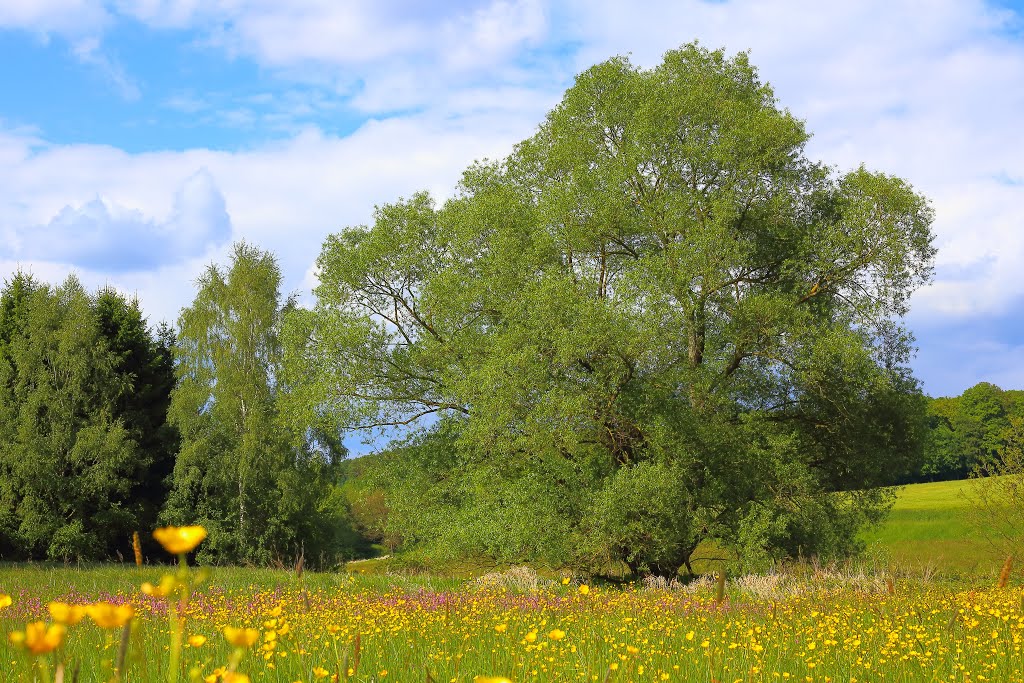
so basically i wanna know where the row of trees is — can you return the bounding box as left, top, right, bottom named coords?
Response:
left=0, top=43, right=969, bottom=574
left=0, top=249, right=366, bottom=565
left=918, top=382, right=1024, bottom=482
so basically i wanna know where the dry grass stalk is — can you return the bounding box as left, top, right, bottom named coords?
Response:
left=132, top=532, right=143, bottom=567
left=997, top=555, right=1013, bottom=589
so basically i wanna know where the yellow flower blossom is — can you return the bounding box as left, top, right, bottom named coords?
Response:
left=153, top=525, right=207, bottom=554
left=8, top=622, right=66, bottom=655
left=141, top=574, right=179, bottom=598
left=47, top=602, right=86, bottom=625
left=223, top=626, right=260, bottom=648
left=188, top=634, right=207, bottom=647
left=87, top=602, right=134, bottom=629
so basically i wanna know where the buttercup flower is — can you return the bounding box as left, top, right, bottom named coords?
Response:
left=8, top=622, right=66, bottom=655
left=223, top=626, right=260, bottom=647
left=48, top=602, right=86, bottom=625
left=153, top=525, right=207, bottom=554
left=141, top=574, right=179, bottom=598
left=87, top=602, right=135, bottom=629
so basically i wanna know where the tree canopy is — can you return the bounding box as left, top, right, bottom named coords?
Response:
left=917, top=382, right=1024, bottom=482
left=166, top=242, right=361, bottom=565
left=283, top=44, right=936, bottom=575
left=0, top=275, right=173, bottom=560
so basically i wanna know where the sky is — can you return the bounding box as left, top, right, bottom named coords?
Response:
left=1, top=0, right=1023, bottom=399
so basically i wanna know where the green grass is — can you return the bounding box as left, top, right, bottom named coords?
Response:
left=862, top=478, right=1008, bottom=574
left=2, top=563, right=1023, bottom=682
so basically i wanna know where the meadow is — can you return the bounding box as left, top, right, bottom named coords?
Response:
left=1, top=480, right=1022, bottom=683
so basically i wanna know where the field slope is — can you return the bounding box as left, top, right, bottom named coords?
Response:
left=864, top=478, right=1006, bottom=574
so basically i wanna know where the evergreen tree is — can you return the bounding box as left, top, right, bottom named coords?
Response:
left=0, top=276, right=139, bottom=559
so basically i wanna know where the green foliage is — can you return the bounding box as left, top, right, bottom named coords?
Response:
left=916, top=382, right=1024, bottom=482
left=285, top=44, right=936, bottom=576
left=0, top=275, right=158, bottom=560
left=165, top=242, right=358, bottom=566
left=94, top=290, right=178, bottom=554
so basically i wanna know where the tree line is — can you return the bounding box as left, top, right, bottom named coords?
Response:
left=0, top=253, right=366, bottom=565
left=0, top=43, right=976, bottom=574
left=915, top=382, right=1024, bottom=483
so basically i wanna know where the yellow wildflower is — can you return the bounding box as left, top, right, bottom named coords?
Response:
left=223, top=626, right=260, bottom=648
left=578, top=585, right=590, bottom=595
left=141, top=574, right=179, bottom=598
left=48, top=602, right=86, bottom=625
left=0, top=594, right=11, bottom=609
left=188, top=635, right=207, bottom=647
left=548, top=629, right=566, bottom=641
left=153, top=525, right=207, bottom=554
left=8, top=622, right=66, bottom=655
left=312, top=667, right=330, bottom=679
left=87, top=602, right=134, bottom=629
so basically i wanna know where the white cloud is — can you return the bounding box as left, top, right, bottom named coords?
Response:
left=0, top=0, right=107, bottom=37
left=0, top=108, right=537, bottom=322
left=2, top=0, right=1024, bottom=394
left=440, top=0, right=548, bottom=70
left=71, top=37, right=142, bottom=101
left=5, top=169, right=231, bottom=272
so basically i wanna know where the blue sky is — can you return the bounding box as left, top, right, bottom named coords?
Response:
left=1, top=0, right=1023, bottom=398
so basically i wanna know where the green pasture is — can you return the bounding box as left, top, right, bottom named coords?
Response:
left=862, top=478, right=1009, bottom=575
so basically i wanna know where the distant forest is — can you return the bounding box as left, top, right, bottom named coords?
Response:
left=916, top=382, right=1024, bottom=483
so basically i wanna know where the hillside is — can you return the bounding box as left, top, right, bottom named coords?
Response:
left=864, top=478, right=1005, bottom=574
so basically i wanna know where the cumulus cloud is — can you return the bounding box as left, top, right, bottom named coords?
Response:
left=1, top=0, right=1024, bottom=394
left=6, top=169, right=231, bottom=272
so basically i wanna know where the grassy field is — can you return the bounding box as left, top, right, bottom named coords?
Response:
left=861, top=478, right=1007, bottom=575
left=1, top=562, right=1023, bottom=683
left=0, top=480, right=1022, bottom=682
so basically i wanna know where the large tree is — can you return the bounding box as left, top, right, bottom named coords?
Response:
left=0, top=276, right=143, bottom=560
left=285, top=44, right=935, bottom=574
left=166, top=242, right=353, bottom=565
left=95, top=290, right=178, bottom=549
